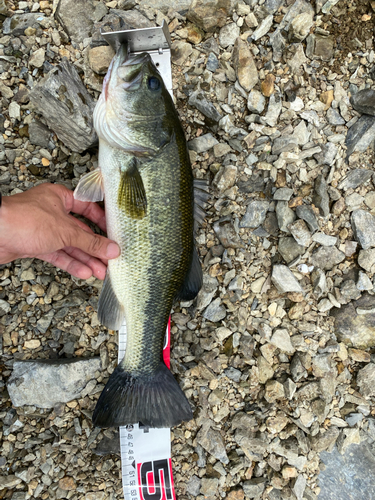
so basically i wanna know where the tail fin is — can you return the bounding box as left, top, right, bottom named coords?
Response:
left=92, top=362, right=193, bottom=428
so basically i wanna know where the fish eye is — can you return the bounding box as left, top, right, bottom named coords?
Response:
left=147, top=76, right=161, bottom=91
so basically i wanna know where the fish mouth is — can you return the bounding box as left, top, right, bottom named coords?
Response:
left=117, top=52, right=152, bottom=91
left=103, top=43, right=129, bottom=100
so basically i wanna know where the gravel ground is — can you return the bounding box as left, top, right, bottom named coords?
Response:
left=1, top=1, right=375, bottom=499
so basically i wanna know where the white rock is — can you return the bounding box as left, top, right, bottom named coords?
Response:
left=9, top=101, right=21, bottom=120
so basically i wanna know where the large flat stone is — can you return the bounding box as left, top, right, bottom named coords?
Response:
left=7, top=357, right=101, bottom=408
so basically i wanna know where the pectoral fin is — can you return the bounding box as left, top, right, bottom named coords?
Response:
left=73, top=168, right=104, bottom=202
left=118, top=158, right=147, bottom=219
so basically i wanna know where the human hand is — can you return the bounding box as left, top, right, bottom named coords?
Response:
left=0, top=183, right=120, bottom=280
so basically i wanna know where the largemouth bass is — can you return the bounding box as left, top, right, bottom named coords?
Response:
left=74, top=45, right=207, bottom=428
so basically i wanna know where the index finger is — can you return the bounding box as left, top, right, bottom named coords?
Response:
left=68, top=193, right=107, bottom=233
left=58, top=184, right=107, bottom=233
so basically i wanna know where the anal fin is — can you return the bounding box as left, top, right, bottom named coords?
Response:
left=74, top=168, right=104, bottom=202
left=176, top=247, right=203, bottom=301
left=118, top=158, right=147, bottom=219
left=98, top=273, right=124, bottom=330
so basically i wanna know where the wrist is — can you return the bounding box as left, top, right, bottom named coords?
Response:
left=0, top=194, right=22, bottom=264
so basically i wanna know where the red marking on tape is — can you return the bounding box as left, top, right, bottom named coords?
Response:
left=162, top=318, right=171, bottom=369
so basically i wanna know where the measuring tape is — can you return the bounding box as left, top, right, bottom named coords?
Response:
left=101, top=23, right=176, bottom=499
left=118, top=320, right=176, bottom=500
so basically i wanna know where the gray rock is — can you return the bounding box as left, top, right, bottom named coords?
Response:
left=290, top=12, right=314, bottom=42
left=331, top=294, right=375, bottom=349
left=276, top=201, right=296, bottom=233
left=314, top=142, right=338, bottom=165
left=278, top=237, right=305, bottom=263
left=270, top=329, right=295, bottom=354
left=290, top=353, right=307, bottom=381
left=196, top=275, right=218, bottom=311
left=263, top=0, right=283, bottom=14
left=187, top=0, right=232, bottom=32
left=188, top=133, right=219, bottom=153
left=200, top=478, right=218, bottom=497
left=263, top=94, right=282, bottom=127
left=346, top=115, right=375, bottom=158
left=233, top=37, right=258, bottom=92
left=247, top=90, right=265, bottom=114
left=357, top=271, right=373, bottom=291
left=357, top=363, right=375, bottom=398
left=196, top=421, right=229, bottom=464
left=326, top=108, right=345, bottom=126
left=186, top=475, right=201, bottom=496
left=320, top=441, right=375, bottom=500
left=138, top=0, right=190, bottom=12
left=0, top=299, right=11, bottom=316
left=29, top=60, right=97, bottom=153
left=296, top=205, right=319, bottom=232
left=306, top=34, right=334, bottom=61
left=273, top=188, right=294, bottom=201
left=350, top=89, right=375, bottom=116
left=345, top=413, right=363, bottom=427
left=55, top=289, right=88, bottom=308
left=312, top=233, right=337, bottom=246
left=55, top=0, right=94, bottom=44
left=310, top=246, right=345, bottom=271
left=338, top=169, right=373, bottom=191
left=206, top=52, right=219, bottom=72
left=28, top=120, right=53, bottom=148
left=219, top=22, right=240, bottom=48
left=171, top=41, right=192, bottom=66
left=107, top=9, right=154, bottom=29
left=213, top=165, right=237, bottom=192
left=351, top=210, right=375, bottom=250
left=293, top=120, right=310, bottom=145
left=203, top=298, right=226, bottom=322
left=358, top=248, right=375, bottom=273
left=3, top=13, right=45, bottom=36
left=284, top=378, right=297, bottom=399
left=225, top=367, right=241, bottom=382
left=213, top=217, right=242, bottom=248
left=7, top=358, right=101, bottom=408
left=312, top=175, right=330, bottom=217
left=189, top=90, right=222, bottom=126
left=0, top=475, right=23, bottom=489
left=240, top=200, right=270, bottom=228
left=29, top=48, right=45, bottom=69
left=36, top=309, right=54, bottom=334
left=243, top=478, right=266, bottom=498
left=341, top=280, right=361, bottom=302
left=0, top=171, right=11, bottom=184
left=311, top=426, right=340, bottom=452
left=272, top=265, right=304, bottom=293
left=272, top=136, right=298, bottom=155
left=287, top=43, right=308, bottom=74
left=289, top=219, right=312, bottom=247
left=293, top=474, right=307, bottom=500
left=250, top=14, right=273, bottom=41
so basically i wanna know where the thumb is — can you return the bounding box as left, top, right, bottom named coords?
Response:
left=68, top=227, right=120, bottom=260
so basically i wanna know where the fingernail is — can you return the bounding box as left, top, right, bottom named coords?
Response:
left=106, top=242, right=120, bottom=259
